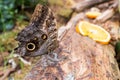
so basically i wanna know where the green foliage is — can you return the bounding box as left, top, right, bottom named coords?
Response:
left=0, top=31, right=17, bottom=52
left=3, top=51, right=14, bottom=69
left=0, top=0, right=16, bottom=31
left=3, top=50, right=25, bottom=71
left=115, top=41, right=120, bottom=54
left=19, top=60, right=24, bottom=69
left=0, top=0, right=48, bottom=31
left=15, top=0, right=48, bottom=7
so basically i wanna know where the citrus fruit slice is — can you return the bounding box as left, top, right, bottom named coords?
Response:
left=76, top=21, right=111, bottom=44
left=86, top=11, right=101, bottom=19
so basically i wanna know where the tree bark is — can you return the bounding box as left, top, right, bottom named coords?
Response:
left=24, top=13, right=120, bottom=80
left=72, top=0, right=111, bottom=12
left=96, top=0, right=118, bottom=22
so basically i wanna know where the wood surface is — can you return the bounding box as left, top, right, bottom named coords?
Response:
left=24, top=13, right=120, bottom=80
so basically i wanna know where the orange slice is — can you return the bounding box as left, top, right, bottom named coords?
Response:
left=76, top=21, right=111, bottom=44
left=86, top=11, right=101, bottom=19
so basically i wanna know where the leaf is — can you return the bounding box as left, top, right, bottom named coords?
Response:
left=5, top=20, right=14, bottom=30
left=19, top=60, right=24, bottom=69
left=115, top=41, right=120, bottom=54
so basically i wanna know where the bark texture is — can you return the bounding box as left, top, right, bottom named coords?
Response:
left=24, top=13, right=120, bottom=80
left=72, top=0, right=111, bottom=12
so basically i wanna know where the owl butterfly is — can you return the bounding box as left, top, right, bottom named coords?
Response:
left=15, top=4, right=58, bottom=57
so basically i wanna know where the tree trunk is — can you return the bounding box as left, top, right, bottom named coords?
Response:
left=24, top=13, right=120, bottom=80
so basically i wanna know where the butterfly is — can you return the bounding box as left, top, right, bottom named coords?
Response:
left=14, top=4, right=59, bottom=57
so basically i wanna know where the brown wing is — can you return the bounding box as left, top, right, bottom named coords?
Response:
left=15, top=4, right=58, bottom=56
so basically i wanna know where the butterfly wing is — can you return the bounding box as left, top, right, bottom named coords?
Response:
left=15, top=4, right=58, bottom=57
